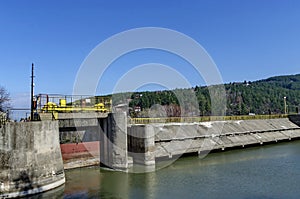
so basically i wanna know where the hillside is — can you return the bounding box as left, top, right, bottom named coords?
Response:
left=117, top=74, right=300, bottom=117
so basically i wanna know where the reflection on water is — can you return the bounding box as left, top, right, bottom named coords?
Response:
left=39, top=140, right=300, bottom=199
left=25, top=184, right=64, bottom=199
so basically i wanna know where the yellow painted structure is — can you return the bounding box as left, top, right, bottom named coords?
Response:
left=42, top=101, right=108, bottom=113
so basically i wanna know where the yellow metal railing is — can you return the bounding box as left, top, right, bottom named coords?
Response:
left=128, top=114, right=288, bottom=124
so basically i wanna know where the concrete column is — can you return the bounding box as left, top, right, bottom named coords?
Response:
left=100, top=112, right=128, bottom=170
left=0, top=121, right=65, bottom=198
left=141, top=125, right=155, bottom=166
left=100, top=117, right=109, bottom=167
left=128, top=125, right=155, bottom=166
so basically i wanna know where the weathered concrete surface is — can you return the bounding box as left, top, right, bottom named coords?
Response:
left=0, top=121, right=65, bottom=198
left=63, top=157, right=100, bottom=170
left=128, top=125, right=155, bottom=166
left=59, top=118, right=99, bottom=128
left=39, top=113, right=53, bottom=121
left=128, top=118, right=300, bottom=164
left=100, top=112, right=128, bottom=170
left=58, top=112, right=108, bottom=119
left=58, top=113, right=107, bottom=130
left=59, top=127, right=100, bottom=144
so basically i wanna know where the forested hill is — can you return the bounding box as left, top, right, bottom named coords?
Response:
left=257, top=74, right=300, bottom=90
left=224, top=74, right=300, bottom=115
left=112, top=74, right=300, bottom=117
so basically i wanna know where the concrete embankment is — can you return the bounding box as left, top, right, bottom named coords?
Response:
left=128, top=118, right=300, bottom=165
left=0, top=121, right=65, bottom=198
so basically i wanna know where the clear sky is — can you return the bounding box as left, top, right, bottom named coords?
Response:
left=1, top=0, right=300, bottom=108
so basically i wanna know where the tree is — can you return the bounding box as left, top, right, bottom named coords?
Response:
left=0, top=86, right=10, bottom=112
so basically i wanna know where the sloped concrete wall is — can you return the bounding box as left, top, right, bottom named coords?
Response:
left=128, top=118, right=300, bottom=164
left=0, top=121, right=65, bottom=198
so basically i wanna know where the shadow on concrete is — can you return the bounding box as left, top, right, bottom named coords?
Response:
left=13, top=171, right=34, bottom=192
left=288, top=114, right=300, bottom=127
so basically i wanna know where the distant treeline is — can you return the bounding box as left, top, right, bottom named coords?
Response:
left=109, top=74, right=300, bottom=117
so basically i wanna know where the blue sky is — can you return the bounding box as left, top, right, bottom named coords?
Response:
left=1, top=0, right=300, bottom=108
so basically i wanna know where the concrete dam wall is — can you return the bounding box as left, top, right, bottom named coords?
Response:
left=128, top=118, right=300, bottom=165
left=0, top=121, right=65, bottom=198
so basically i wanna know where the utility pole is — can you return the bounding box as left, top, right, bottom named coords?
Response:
left=31, top=63, right=35, bottom=121
left=284, top=96, right=287, bottom=115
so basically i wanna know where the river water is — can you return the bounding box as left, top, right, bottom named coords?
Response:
left=34, top=140, right=300, bottom=199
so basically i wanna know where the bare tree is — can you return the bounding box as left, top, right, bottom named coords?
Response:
left=0, top=86, right=10, bottom=112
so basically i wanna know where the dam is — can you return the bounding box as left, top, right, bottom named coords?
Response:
left=40, top=113, right=300, bottom=170
left=127, top=116, right=300, bottom=167
left=55, top=112, right=300, bottom=170
left=1, top=113, right=300, bottom=197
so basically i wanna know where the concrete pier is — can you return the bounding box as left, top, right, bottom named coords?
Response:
left=100, top=112, right=128, bottom=170
left=128, top=125, right=155, bottom=166
left=0, top=121, right=65, bottom=198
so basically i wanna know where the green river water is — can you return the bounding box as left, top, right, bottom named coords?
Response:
left=30, top=140, right=300, bottom=199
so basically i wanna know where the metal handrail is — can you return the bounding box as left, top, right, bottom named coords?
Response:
left=128, top=114, right=288, bottom=124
